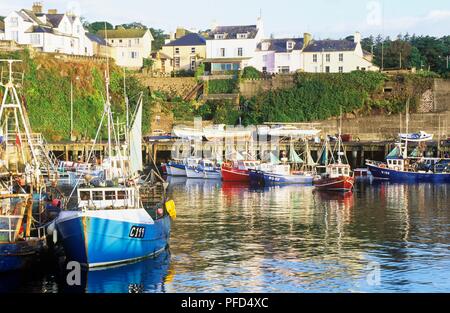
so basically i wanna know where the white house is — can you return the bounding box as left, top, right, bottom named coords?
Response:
left=97, top=28, right=153, bottom=69
left=205, top=18, right=264, bottom=73
left=255, top=38, right=304, bottom=74
left=3, top=3, right=92, bottom=55
left=301, top=32, right=379, bottom=73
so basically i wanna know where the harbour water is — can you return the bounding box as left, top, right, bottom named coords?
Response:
left=1, top=179, right=449, bottom=293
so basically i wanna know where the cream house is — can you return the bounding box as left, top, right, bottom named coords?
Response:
left=3, top=2, right=91, bottom=55
left=301, top=32, right=379, bottom=73
left=98, top=28, right=153, bottom=69
left=161, top=33, right=206, bottom=73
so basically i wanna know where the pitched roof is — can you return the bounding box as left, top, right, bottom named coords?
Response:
left=86, top=33, right=107, bottom=45
left=208, top=25, right=258, bottom=40
left=44, top=14, right=65, bottom=28
left=164, top=33, right=206, bottom=46
left=97, top=28, right=149, bottom=39
left=303, top=40, right=357, bottom=52
left=257, top=38, right=304, bottom=53
left=21, top=9, right=48, bottom=26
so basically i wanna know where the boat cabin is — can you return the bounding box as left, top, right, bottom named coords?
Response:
left=326, top=164, right=352, bottom=178
left=386, top=158, right=405, bottom=171
left=78, top=186, right=139, bottom=209
left=234, top=160, right=261, bottom=170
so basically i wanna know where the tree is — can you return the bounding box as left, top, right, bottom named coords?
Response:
left=116, top=22, right=147, bottom=30
left=86, top=21, right=113, bottom=34
left=150, top=28, right=166, bottom=52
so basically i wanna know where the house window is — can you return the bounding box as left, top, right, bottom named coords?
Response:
left=119, top=39, right=123, bottom=43
left=9, top=17, right=19, bottom=27
left=237, top=48, right=243, bottom=56
left=287, top=42, right=294, bottom=50
left=190, top=57, right=196, bottom=70
left=111, top=39, right=114, bottom=43
left=237, top=33, right=248, bottom=39
left=30, top=34, right=40, bottom=45
left=326, top=54, right=330, bottom=62
left=339, top=66, right=343, bottom=73
left=175, top=47, right=180, bottom=54
left=278, top=66, right=290, bottom=73
left=174, top=57, right=180, bottom=68
left=77, top=25, right=81, bottom=34
left=191, top=47, right=196, bottom=54
left=325, top=66, right=330, bottom=73
left=11, top=31, right=19, bottom=43
left=131, top=51, right=139, bottom=59
left=262, top=66, right=267, bottom=73
left=220, top=48, right=226, bottom=57
left=313, top=54, right=318, bottom=62
left=262, top=55, right=268, bottom=62
left=215, top=34, right=224, bottom=39
left=128, top=40, right=132, bottom=47
left=135, top=38, right=140, bottom=44
left=339, top=53, right=344, bottom=62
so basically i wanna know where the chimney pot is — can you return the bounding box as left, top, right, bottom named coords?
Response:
left=32, top=2, right=43, bottom=14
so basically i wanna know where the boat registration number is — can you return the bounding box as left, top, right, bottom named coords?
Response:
left=129, top=226, right=146, bottom=239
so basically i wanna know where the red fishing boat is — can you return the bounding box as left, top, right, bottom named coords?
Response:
left=221, top=160, right=260, bottom=182
left=314, top=163, right=354, bottom=192
left=313, top=110, right=354, bottom=192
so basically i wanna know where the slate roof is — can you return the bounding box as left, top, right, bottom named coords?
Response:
left=164, top=33, right=206, bottom=46
left=86, top=33, right=107, bottom=45
left=257, top=38, right=304, bottom=53
left=44, top=14, right=65, bottom=28
left=97, top=29, right=149, bottom=39
left=302, top=40, right=357, bottom=52
left=25, top=25, right=54, bottom=34
left=208, top=25, right=258, bottom=40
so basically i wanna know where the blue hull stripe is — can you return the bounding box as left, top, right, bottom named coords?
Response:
left=57, top=215, right=171, bottom=267
left=368, top=165, right=450, bottom=183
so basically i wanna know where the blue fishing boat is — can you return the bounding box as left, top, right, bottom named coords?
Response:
left=167, top=160, right=187, bottom=177
left=55, top=185, right=173, bottom=268
left=55, top=70, right=175, bottom=268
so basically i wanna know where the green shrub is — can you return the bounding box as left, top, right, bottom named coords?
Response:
left=241, top=66, right=262, bottom=79
left=207, top=79, right=238, bottom=94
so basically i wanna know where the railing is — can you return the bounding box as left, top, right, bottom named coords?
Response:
left=0, top=215, right=22, bottom=243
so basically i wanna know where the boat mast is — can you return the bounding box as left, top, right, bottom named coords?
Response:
left=337, top=107, right=343, bottom=164
left=403, top=99, right=410, bottom=159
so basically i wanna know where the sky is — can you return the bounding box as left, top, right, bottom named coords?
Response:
left=1, top=0, right=450, bottom=39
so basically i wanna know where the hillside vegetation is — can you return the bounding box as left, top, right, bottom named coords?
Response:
left=0, top=50, right=151, bottom=141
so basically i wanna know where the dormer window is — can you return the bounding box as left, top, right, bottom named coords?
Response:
left=261, top=42, right=270, bottom=51
left=215, top=34, right=225, bottom=40
left=237, top=33, right=248, bottom=39
left=287, top=41, right=294, bottom=51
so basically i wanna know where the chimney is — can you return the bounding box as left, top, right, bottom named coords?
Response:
left=304, top=33, right=312, bottom=47
left=211, top=20, right=218, bottom=31
left=48, top=9, right=58, bottom=14
left=32, top=2, right=43, bottom=14
left=354, top=31, right=361, bottom=44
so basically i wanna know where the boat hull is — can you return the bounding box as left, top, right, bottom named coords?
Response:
left=367, top=164, right=450, bottom=182
left=221, top=167, right=250, bottom=182
left=263, top=172, right=314, bottom=185
left=249, top=170, right=265, bottom=186
left=167, top=163, right=186, bottom=177
left=185, top=167, right=204, bottom=179
left=314, top=176, right=354, bottom=192
left=204, top=170, right=222, bottom=180
left=0, top=240, right=45, bottom=272
left=56, top=210, right=171, bottom=268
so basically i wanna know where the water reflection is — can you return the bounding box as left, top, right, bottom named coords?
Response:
left=1, top=180, right=449, bottom=293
